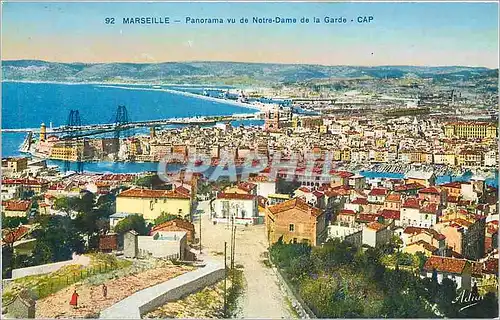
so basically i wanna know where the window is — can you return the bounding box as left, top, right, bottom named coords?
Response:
left=289, top=224, right=295, bottom=232
left=293, top=238, right=298, bottom=244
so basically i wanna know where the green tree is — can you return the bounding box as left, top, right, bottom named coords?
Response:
left=436, top=278, right=458, bottom=317
left=20, top=190, right=35, bottom=200
left=73, top=210, right=108, bottom=250
left=30, top=241, right=53, bottom=265
left=276, top=177, right=301, bottom=196
left=416, top=251, right=428, bottom=270
left=114, top=214, right=149, bottom=235
left=2, top=246, right=13, bottom=278
left=53, top=196, right=79, bottom=214
left=2, top=215, right=28, bottom=228
left=29, top=200, right=39, bottom=218
left=29, top=216, right=85, bottom=263
left=154, top=212, right=180, bottom=225
left=134, top=175, right=155, bottom=188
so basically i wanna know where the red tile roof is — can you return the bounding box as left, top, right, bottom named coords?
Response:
left=339, top=209, right=356, bottom=216
left=379, top=209, right=400, bottom=220
left=2, top=200, right=32, bottom=212
left=419, top=187, right=441, bottom=195
left=408, top=240, right=438, bottom=253
left=385, top=193, right=401, bottom=202
left=423, top=256, right=468, bottom=274
left=2, top=178, right=46, bottom=186
left=217, top=192, right=256, bottom=200
left=118, top=188, right=190, bottom=199
left=394, top=182, right=426, bottom=192
left=175, top=186, right=191, bottom=196
left=403, top=226, right=446, bottom=241
left=369, top=188, right=387, bottom=196
left=151, top=218, right=195, bottom=234
left=420, top=203, right=439, bottom=214
left=449, top=218, right=473, bottom=228
left=403, top=197, right=420, bottom=209
left=440, top=182, right=462, bottom=188
left=366, top=222, right=387, bottom=231
left=331, top=171, right=354, bottom=178
left=351, top=198, right=368, bottom=205
left=257, top=195, right=267, bottom=207
left=356, top=213, right=381, bottom=222
left=248, top=175, right=271, bottom=183
left=237, top=182, right=257, bottom=193
left=268, top=197, right=322, bottom=217
left=2, top=226, right=30, bottom=244
left=483, top=258, right=499, bottom=275
left=312, top=191, right=324, bottom=198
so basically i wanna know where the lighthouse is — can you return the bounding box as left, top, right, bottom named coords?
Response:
left=40, top=123, right=47, bottom=141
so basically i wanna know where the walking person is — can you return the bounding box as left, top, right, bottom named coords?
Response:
left=69, top=290, right=79, bottom=309
left=102, top=283, right=107, bottom=299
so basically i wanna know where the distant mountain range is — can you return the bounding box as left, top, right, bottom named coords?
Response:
left=2, top=60, right=497, bottom=84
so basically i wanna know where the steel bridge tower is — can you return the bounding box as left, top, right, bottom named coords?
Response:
left=112, top=105, right=130, bottom=159
left=63, top=109, right=84, bottom=173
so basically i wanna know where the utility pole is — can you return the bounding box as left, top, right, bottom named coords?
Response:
left=230, top=206, right=237, bottom=271
left=224, top=241, right=227, bottom=318
left=231, top=225, right=236, bottom=271
left=199, top=209, right=202, bottom=254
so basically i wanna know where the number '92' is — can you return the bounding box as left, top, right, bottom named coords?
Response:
left=105, top=18, right=115, bottom=24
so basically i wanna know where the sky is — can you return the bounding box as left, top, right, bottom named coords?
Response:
left=1, top=2, right=499, bottom=67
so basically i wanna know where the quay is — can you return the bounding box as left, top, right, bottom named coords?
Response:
left=1, top=113, right=260, bottom=135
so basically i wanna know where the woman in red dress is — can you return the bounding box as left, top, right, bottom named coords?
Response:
left=69, top=290, right=79, bottom=309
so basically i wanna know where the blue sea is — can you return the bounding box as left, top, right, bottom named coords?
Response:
left=2, top=82, right=258, bottom=130
left=1, top=81, right=263, bottom=171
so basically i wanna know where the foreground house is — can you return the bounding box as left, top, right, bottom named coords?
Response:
left=422, top=256, right=472, bottom=290
left=116, top=188, right=191, bottom=222
left=265, top=197, right=327, bottom=246
left=124, top=229, right=191, bottom=260
left=150, top=218, right=195, bottom=243
left=212, top=192, right=259, bottom=225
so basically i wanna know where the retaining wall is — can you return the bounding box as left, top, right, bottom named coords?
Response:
left=10, top=254, right=88, bottom=280
left=269, top=254, right=316, bottom=319
left=99, top=260, right=225, bottom=319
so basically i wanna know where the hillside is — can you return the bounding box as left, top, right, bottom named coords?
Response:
left=2, top=60, right=496, bottom=85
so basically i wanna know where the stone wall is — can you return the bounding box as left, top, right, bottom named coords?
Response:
left=10, top=254, right=89, bottom=280
left=270, top=258, right=315, bottom=318
left=99, top=260, right=224, bottom=319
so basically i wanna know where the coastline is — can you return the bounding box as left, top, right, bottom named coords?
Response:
left=2, top=79, right=239, bottom=88
left=3, top=80, right=266, bottom=112
left=97, top=84, right=264, bottom=112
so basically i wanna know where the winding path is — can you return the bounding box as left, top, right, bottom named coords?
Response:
left=197, top=201, right=293, bottom=319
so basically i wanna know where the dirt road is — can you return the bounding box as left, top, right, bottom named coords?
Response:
left=196, top=201, right=293, bottom=319
left=35, top=263, right=192, bottom=318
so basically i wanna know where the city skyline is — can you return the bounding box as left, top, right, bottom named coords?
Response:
left=2, top=2, right=499, bottom=68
